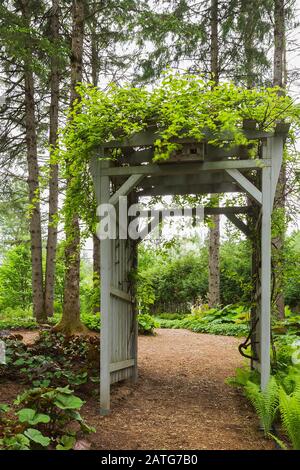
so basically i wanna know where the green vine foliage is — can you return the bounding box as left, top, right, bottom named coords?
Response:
left=56, top=72, right=300, bottom=230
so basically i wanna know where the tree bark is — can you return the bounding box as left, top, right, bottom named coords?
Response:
left=208, top=0, right=220, bottom=307
left=210, top=0, right=219, bottom=84
left=20, top=1, right=45, bottom=322
left=90, top=10, right=101, bottom=313
left=273, top=0, right=284, bottom=88
left=54, top=0, right=87, bottom=335
left=45, top=0, right=60, bottom=318
left=272, top=0, right=286, bottom=319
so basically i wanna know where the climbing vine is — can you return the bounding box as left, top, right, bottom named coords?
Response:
left=56, top=72, right=300, bottom=229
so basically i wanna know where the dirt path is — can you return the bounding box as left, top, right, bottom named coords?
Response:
left=84, top=329, right=273, bottom=450
left=2, top=328, right=273, bottom=450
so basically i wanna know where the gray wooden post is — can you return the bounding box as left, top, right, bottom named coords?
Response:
left=131, top=241, right=139, bottom=384
left=260, top=142, right=272, bottom=390
left=100, top=159, right=112, bottom=415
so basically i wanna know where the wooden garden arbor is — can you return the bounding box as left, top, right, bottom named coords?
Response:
left=90, top=121, right=289, bottom=415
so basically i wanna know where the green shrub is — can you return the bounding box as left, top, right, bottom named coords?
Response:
left=278, top=367, right=300, bottom=395
left=226, top=367, right=259, bottom=387
left=81, top=312, right=100, bottom=331
left=0, top=309, right=159, bottom=338
left=156, top=306, right=249, bottom=337
left=0, top=245, right=32, bottom=311
left=273, top=334, right=299, bottom=370
left=138, top=314, right=159, bottom=335
left=155, top=312, right=187, bottom=320
left=0, top=319, right=35, bottom=330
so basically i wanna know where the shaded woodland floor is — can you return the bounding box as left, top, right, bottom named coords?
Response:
left=1, top=328, right=274, bottom=450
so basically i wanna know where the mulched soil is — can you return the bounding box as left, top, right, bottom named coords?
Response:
left=0, top=328, right=274, bottom=450
left=87, top=329, right=274, bottom=450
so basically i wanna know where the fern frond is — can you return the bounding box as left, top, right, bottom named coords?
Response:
left=245, top=377, right=278, bottom=436
left=268, top=433, right=287, bottom=450
left=279, top=387, right=300, bottom=450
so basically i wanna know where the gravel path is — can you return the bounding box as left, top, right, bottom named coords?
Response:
left=84, top=329, right=273, bottom=450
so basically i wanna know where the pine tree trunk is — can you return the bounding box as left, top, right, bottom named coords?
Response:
left=273, top=0, right=285, bottom=319
left=273, top=0, right=284, bottom=88
left=45, top=0, right=60, bottom=318
left=208, top=0, right=220, bottom=307
left=90, top=12, right=101, bottom=313
left=24, top=70, right=45, bottom=322
left=210, top=0, right=219, bottom=83
left=54, top=0, right=86, bottom=335
left=20, top=1, right=45, bottom=322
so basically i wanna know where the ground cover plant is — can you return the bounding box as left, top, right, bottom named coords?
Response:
left=0, top=309, right=156, bottom=337
left=0, top=386, right=95, bottom=450
left=0, top=331, right=100, bottom=390
left=155, top=304, right=250, bottom=337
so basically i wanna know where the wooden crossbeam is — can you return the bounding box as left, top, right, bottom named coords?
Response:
left=140, top=182, right=239, bottom=197
left=137, top=214, right=163, bottom=243
left=122, top=148, right=154, bottom=165
left=205, top=207, right=251, bottom=215
left=141, top=172, right=233, bottom=189
left=138, top=206, right=251, bottom=218
left=225, top=213, right=251, bottom=237
left=120, top=145, right=254, bottom=165
left=110, top=286, right=133, bottom=303
left=102, top=159, right=271, bottom=177
left=102, top=128, right=274, bottom=149
left=109, top=174, right=144, bottom=206
left=226, top=169, right=262, bottom=204
left=110, top=359, right=135, bottom=373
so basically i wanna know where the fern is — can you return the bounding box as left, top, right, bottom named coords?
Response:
left=279, top=387, right=300, bottom=450
left=245, top=377, right=279, bottom=436
left=268, top=433, right=287, bottom=450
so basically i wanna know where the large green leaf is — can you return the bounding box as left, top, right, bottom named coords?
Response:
left=55, top=386, right=74, bottom=395
left=0, top=403, right=10, bottom=413
left=17, top=408, right=50, bottom=425
left=56, top=435, right=76, bottom=450
left=80, top=421, right=96, bottom=434
left=4, top=434, right=31, bottom=450
left=54, top=393, right=84, bottom=410
left=24, top=429, right=50, bottom=447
